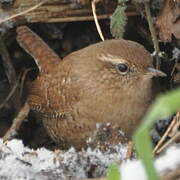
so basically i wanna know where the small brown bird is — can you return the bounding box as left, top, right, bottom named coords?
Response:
left=5, top=26, right=166, bottom=149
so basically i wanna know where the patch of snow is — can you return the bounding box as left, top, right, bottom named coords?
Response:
left=121, top=160, right=148, bottom=180
left=0, top=139, right=180, bottom=180
left=156, top=145, right=180, bottom=173
left=120, top=144, right=180, bottom=180
left=0, top=139, right=127, bottom=179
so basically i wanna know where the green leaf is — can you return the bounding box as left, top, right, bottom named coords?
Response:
left=110, top=4, right=127, bottom=39
left=107, top=164, right=121, bottom=180
left=134, top=88, right=180, bottom=180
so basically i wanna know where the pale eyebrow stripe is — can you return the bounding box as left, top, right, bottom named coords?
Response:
left=98, top=54, right=127, bottom=65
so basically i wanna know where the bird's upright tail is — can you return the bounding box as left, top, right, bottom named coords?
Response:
left=16, top=26, right=61, bottom=74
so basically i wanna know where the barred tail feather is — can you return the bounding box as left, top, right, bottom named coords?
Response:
left=16, top=26, right=61, bottom=74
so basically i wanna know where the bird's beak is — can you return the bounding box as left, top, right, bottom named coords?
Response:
left=148, top=67, right=167, bottom=77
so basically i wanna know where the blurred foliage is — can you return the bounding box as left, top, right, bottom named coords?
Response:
left=134, top=88, right=180, bottom=180
left=107, top=88, right=180, bottom=180
left=107, top=163, right=121, bottom=180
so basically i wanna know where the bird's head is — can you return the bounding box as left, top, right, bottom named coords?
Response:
left=68, top=39, right=166, bottom=93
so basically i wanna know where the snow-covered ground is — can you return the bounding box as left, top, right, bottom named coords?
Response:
left=0, top=139, right=179, bottom=180
left=121, top=145, right=180, bottom=179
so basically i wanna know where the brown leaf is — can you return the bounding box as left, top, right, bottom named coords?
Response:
left=173, top=63, right=180, bottom=84
left=156, top=0, right=180, bottom=41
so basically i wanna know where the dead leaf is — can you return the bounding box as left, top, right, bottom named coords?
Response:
left=156, top=0, right=180, bottom=41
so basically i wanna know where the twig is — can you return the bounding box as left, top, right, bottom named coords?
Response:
left=156, top=132, right=180, bottom=154
left=153, top=112, right=180, bottom=154
left=19, top=68, right=34, bottom=99
left=3, top=102, right=30, bottom=142
left=0, top=36, right=22, bottom=113
left=153, top=117, right=176, bottom=154
left=91, top=0, right=105, bottom=41
left=144, top=2, right=161, bottom=69
left=125, top=141, right=133, bottom=160
left=0, top=79, right=19, bottom=110
left=156, top=112, right=180, bottom=154
left=0, top=69, right=30, bottom=110
left=169, top=112, right=180, bottom=137
left=0, top=36, right=16, bottom=87
left=170, top=59, right=178, bottom=76
left=0, top=0, right=49, bottom=24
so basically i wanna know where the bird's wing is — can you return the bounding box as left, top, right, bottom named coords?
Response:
left=27, top=62, right=80, bottom=119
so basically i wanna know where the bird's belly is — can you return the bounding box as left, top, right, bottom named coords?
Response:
left=42, top=115, right=92, bottom=149
left=41, top=101, right=149, bottom=149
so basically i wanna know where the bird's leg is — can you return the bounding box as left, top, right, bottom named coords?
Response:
left=3, top=102, right=30, bottom=142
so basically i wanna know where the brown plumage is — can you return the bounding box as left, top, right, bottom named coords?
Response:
left=15, top=26, right=166, bottom=149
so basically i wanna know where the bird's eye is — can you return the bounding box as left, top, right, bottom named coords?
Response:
left=116, top=63, right=129, bottom=74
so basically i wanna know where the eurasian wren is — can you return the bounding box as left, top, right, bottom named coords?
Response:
left=7, top=26, right=166, bottom=149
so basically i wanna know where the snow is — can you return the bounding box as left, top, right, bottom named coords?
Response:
left=0, top=139, right=179, bottom=180
left=120, top=144, right=180, bottom=180
left=120, top=160, right=148, bottom=180
left=0, top=139, right=127, bottom=179
left=156, top=145, right=180, bottom=173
